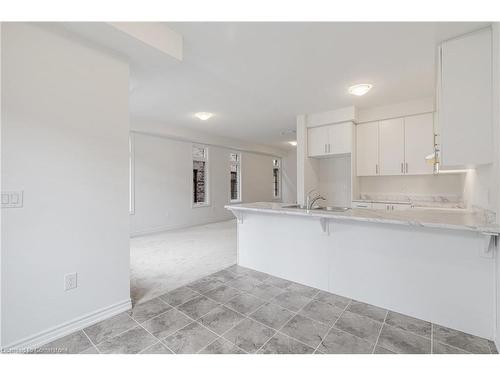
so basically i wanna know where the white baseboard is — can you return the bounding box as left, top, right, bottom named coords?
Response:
left=2, top=298, right=132, bottom=351
left=130, top=218, right=235, bottom=238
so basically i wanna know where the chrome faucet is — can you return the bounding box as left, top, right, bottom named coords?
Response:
left=308, top=195, right=326, bottom=210
left=306, top=188, right=326, bottom=210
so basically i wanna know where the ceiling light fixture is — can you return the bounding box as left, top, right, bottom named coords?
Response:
left=288, top=141, right=297, bottom=146
left=195, top=112, right=214, bottom=121
left=348, top=83, right=373, bottom=96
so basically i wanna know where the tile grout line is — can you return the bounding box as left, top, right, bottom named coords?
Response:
left=252, top=292, right=319, bottom=354
left=81, top=329, right=101, bottom=354
left=128, top=314, right=167, bottom=353
left=137, top=340, right=172, bottom=354
left=84, top=316, right=149, bottom=349
left=431, top=323, right=433, bottom=354
left=371, top=310, right=389, bottom=354
left=312, top=299, right=352, bottom=354
left=162, top=305, right=222, bottom=353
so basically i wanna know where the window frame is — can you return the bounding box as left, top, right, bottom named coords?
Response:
left=192, top=144, right=210, bottom=208
left=229, top=152, right=242, bottom=203
left=272, top=158, right=282, bottom=201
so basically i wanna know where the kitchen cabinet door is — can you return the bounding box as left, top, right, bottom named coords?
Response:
left=379, top=118, right=405, bottom=175
left=404, top=113, right=434, bottom=175
left=308, top=126, right=329, bottom=157
left=356, top=122, right=379, bottom=176
left=328, top=122, right=353, bottom=155
left=439, top=28, right=492, bottom=167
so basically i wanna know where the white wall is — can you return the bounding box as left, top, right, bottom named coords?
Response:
left=319, top=156, right=351, bottom=207
left=132, top=118, right=286, bottom=157
left=130, top=132, right=281, bottom=236
left=281, top=149, right=297, bottom=203
left=357, top=97, right=434, bottom=124
left=1, top=23, right=130, bottom=348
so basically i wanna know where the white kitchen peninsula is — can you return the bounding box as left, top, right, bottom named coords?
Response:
left=226, top=202, right=499, bottom=340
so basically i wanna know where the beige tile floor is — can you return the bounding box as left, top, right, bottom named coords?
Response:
left=34, top=264, right=499, bottom=354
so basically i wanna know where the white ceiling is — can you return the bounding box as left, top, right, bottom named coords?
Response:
left=125, top=22, right=488, bottom=150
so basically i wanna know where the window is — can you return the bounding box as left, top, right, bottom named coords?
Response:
left=273, top=158, right=281, bottom=199
left=192, top=145, right=209, bottom=206
left=230, top=152, right=241, bottom=202
left=129, top=134, right=135, bottom=214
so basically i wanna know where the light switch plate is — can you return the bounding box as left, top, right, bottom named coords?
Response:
left=1, top=191, right=23, bottom=208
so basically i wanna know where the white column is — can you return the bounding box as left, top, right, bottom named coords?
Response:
left=296, top=114, right=319, bottom=205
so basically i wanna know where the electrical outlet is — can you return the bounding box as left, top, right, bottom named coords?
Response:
left=64, top=272, right=78, bottom=291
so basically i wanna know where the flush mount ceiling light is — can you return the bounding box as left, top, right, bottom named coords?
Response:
left=288, top=141, right=297, bottom=146
left=194, top=112, right=214, bottom=121
left=348, top=84, right=373, bottom=96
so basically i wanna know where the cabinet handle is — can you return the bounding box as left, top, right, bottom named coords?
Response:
left=324, top=144, right=327, bottom=153
left=391, top=205, right=394, bottom=211
left=376, top=164, right=379, bottom=174
left=401, top=163, right=404, bottom=173
left=406, top=163, right=408, bottom=173
left=328, top=144, right=331, bottom=153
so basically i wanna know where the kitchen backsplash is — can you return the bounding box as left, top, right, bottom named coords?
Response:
left=358, top=193, right=466, bottom=209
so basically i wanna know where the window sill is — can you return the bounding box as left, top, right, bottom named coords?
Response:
left=192, top=203, right=210, bottom=208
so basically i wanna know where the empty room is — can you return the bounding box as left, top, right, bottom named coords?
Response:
left=2, top=2, right=500, bottom=372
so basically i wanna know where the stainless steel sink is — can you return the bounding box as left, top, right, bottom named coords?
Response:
left=313, top=206, right=351, bottom=212
left=283, top=204, right=350, bottom=212
left=283, top=204, right=307, bottom=209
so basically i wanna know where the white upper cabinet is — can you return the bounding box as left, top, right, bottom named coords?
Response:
left=404, top=113, right=434, bottom=175
left=308, top=122, right=353, bottom=158
left=308, top=125, right=330, bottom=157
left=356, top=114, right=434, bottom=177
left=438, top=28, right=492, bottom=167
left=356, top=121, right=379, bottom=176
left=379, top=118, right=405, bottom=175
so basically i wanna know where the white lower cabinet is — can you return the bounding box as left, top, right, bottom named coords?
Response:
left=351, top=201, right=372, bottom=209
left=372, top=202, right=412, bottom=211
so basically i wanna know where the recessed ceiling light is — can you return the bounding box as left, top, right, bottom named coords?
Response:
left=288, top=141, right=297, bottom=146
left=195, top=112, right=214, bottom=121
left=348, top=84, right=373, bottom=96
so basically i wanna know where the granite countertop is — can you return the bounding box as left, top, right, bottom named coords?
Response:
left=225, top=202, right=500, bottom=234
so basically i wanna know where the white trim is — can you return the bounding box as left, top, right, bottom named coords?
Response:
left=130, top=218, right=235, bottom=238
left=1, top=299, right=132, bottom=351
left=129, top=133, right=136, bottom=215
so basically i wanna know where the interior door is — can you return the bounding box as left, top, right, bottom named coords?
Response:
left=356, top=122, right=379, bottom=176
left=404, top=113, right=434, bottom=175
left=379, top=118, right=405, bottom=175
